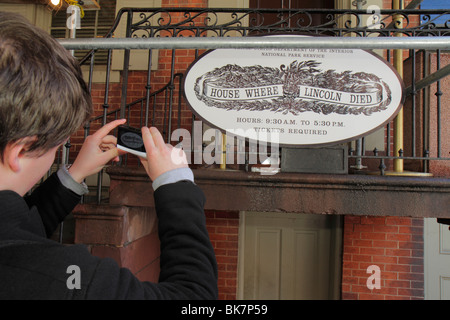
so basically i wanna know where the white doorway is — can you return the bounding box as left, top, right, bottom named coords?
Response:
left=425, top=218, right=450, bottom=300
left=237, top=212, right=342, bottom=300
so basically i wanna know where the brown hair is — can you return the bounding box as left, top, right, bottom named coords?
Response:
left=0, top=11, right=93, bottom=159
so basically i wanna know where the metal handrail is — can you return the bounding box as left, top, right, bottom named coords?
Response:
left=60, top=36, right=450, bottom=51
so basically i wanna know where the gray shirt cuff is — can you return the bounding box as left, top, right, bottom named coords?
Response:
left=57, top=166, right=89, bottom=196
left=152, top=167, right=195, bottom=191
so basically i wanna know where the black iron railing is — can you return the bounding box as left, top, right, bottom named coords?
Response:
left=62, top=7, right=450, bottom=203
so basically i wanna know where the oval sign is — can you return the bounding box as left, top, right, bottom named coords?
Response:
left=183, top=34, right=405, bottom=146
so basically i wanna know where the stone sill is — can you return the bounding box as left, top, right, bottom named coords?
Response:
left=106, top=166, right=450, bottom=219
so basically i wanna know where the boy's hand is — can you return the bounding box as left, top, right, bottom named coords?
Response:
left=68, top=119, right=127, bottom=183
left=139, top=127, right=188, bottom=181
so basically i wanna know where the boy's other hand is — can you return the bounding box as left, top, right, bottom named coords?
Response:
left=139, top=127, right=188, bottom=181
left=68, top=119, right=127, bottom=183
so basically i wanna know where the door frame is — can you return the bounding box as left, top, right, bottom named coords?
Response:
left=237, top=211, right=343, bottom=299
left=424, top=217, right=450, bottom=300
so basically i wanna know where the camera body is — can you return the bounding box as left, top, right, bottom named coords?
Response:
left=116, top=125, right=147, bottom=158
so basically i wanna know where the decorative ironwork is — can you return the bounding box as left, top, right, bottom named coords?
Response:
left=116, top=8, right=450, bottom=39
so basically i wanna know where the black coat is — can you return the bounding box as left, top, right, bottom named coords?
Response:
left=0, top=173, right=218, bottom=299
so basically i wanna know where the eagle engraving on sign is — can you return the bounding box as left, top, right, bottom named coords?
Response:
left=194, top=60, right=391, bottom=116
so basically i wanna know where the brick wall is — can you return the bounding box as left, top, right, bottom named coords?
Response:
left=341, top=2, right=427, bottom=300
left=342, top=215, right=424, bottom=300
left=193, top=213, right=426, bottom=300
left=205, top=210, right=240, bottom=300
left=204, top=213, right=425, bottom=300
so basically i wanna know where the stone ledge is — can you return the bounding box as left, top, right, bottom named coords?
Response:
left=73, top=203, right=158, bottom=246
left=106, top=166, right=450, bottom=218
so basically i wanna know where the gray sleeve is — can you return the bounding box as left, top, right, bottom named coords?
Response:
left=151, top=167, right=195, bottom=191
left=56, top=165, right=89, bottom=196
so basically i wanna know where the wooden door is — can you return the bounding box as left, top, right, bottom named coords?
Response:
left=425, top=218, right=450, bottom=300
left=239, top=212, right=342, bottom=300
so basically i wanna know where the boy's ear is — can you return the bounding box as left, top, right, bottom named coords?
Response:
left=4, top=137, right=37, bottom=173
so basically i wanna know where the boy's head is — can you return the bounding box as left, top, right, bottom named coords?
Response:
left=0, top=11, right=93, bottom=161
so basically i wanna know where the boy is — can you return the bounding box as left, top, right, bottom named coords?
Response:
left=0, top=12, right=217, bottom=299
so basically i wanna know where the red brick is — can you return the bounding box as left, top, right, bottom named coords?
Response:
left=387, top=233, right=411, bottom=241
left=354, top=224, right=374, bottom=232
left=352, top=254, right=373, bottom=263
left=373, top=240, right=399, bottom=248
left=386, top=217, right=412, bottom=226
left=359, top=247, right=384, bottom=256
left=361, top=232, right=386, bottom=240
left=387, top=280, right=410, bottom=288
left=345, top=215, right=361, bottom=224
left=342, top=215, right=424, bottom=300
left=411, top=280, right=424, bottom=289
left=398, top=272, right=423, bottom=281
left=352, top=239, right=373, bottom=247
left=389, top=248, right=413, bottom=256
left=373, top=225, right=398, bottom=233
left=385, top=264, right=410, bottom=273
left=361, top=216, right=386, bottom=225
left=216, top=256, right=238, bottom=265
left=384, top=295, right=409, bottom=300
left=341, top=292, right=358, bottom=300
left=216, top=226, right=239, bottom=235
left=343, top=231, right=361, bottom=240
left=359, top=293, right=385, bottom=300
left=344, top=246, right=360, bottom=254
left=342, top=276, right=358, bottom=285
left=398, top=257, right=423, bottom=265
left=372, top=255, right=398, bottom=264
left=398, top=288, right=424, bottom=298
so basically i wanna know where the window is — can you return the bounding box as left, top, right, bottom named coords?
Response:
left=249, top=0, right=334, bottom=28
left=50, top=0, right=117, bottom=64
